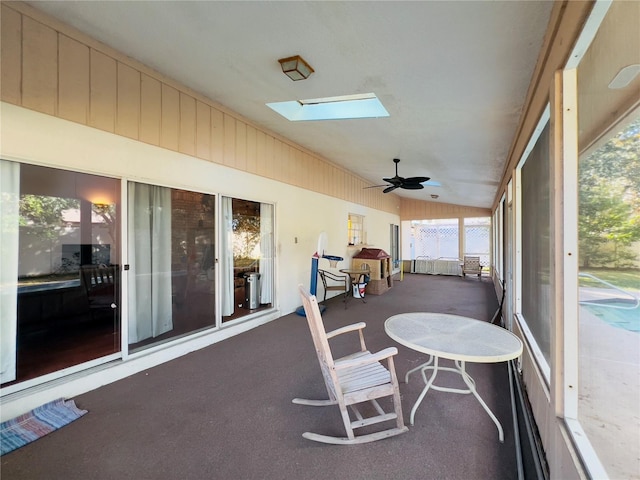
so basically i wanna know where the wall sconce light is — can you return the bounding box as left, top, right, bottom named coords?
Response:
left=278, top=55, right=314, bottom=81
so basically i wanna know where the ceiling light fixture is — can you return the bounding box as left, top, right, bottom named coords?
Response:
left=278, top=55, right=314, bottom=81
left=608, top=64, right=640, bottom=89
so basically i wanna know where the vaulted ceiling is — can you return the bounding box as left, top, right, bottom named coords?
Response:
left=27, top=1, right=554, bottom=208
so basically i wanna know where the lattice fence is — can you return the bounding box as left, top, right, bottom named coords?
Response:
left=414, top=223, right=459, bottom=259
left=464, top=225, right=490, bottom=266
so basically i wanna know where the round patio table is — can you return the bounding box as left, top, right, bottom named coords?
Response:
left=384, top=312, right=523, bottom=442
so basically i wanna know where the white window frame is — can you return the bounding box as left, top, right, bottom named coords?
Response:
left=348, top=213, right=365, bottom=245
left=514, top=105, right=552, bottom=383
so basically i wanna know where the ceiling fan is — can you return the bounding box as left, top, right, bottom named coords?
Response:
left=366, top=158, right=430, bottom=193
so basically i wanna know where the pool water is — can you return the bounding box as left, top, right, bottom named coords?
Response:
left=582, top=299, right=640, bottom=332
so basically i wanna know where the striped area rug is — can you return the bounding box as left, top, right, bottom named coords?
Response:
left=1, top=398, right=87, bottom=455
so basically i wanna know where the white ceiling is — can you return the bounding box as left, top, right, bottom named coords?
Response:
left=27, top=1, right=554, bottom=208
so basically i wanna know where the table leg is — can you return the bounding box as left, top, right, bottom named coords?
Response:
left=405, top=358, right=505, bottom=442
left=344, top=275, right=352, bottom=307
left=409, top=356, right=440, bottom=425
left=404, top=355, right=434, bottom=384
left=458, top=361, right=504, bottom=442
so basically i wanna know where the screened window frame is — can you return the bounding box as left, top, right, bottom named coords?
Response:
left=514, top=105, right=552, bottom=383
left=561, top=2, right=635, bottom=477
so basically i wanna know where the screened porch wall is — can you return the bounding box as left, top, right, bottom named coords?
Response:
left=489, top=1, right=640, bottom=479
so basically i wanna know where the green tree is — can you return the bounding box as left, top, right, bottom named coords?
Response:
left=579, top=117, right=640, bottom=267
left=233, top=213, right=261, bottom=260
left=19, top=195, right=78, bottom=239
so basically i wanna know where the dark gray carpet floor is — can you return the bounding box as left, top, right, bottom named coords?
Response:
left=1, top=273, right=517, bottom=480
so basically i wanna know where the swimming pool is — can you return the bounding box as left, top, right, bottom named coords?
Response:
left=578, top=273, right=639, bottom=332
left=582, top=299, right=640, bottom=332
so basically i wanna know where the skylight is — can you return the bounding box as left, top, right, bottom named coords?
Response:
left=266, top=93, right=389, bottom=121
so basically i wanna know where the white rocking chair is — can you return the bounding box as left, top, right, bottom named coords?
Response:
left=293, top=285, right=408, bottom=444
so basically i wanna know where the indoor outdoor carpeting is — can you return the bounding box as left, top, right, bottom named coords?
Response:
left=0, top=273, right=517, bottom=480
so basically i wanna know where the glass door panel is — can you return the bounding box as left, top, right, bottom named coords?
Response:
left=1, top=162, right=121, bottom=386
left=577, top=116, right=640, bottom=478
left=127, top=185, right=216, bottom=352
left=221, top=198, right=274, bottom=322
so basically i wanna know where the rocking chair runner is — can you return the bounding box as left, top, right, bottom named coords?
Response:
left=293, top=285, right=408, bottom=444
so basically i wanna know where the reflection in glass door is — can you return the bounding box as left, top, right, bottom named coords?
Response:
left=220, top=198, right=274, bottom=322
left=1, top=162, right=121, bottom=387
left=128, top=184, right=216, bottom=352
left=577, top=116, right=640, bottom=479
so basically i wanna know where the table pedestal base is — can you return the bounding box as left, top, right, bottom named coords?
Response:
left=406, top=356, right=505, bottom=442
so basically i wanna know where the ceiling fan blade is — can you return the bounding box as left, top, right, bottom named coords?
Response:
left=382, top=176, right=402, bottom=185
left=363, top=184, right=390, bottom=189
left=378, top=158, right=431, bottom=193
left=403, top=176, right=430, bottom=184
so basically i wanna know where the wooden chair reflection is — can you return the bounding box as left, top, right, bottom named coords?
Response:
left=80, top=264, right=117, bottom=319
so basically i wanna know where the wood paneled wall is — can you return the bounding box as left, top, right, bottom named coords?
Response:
left=1, top=2, right=409, bottom=215
left=400, top=198, right=490, bottom=221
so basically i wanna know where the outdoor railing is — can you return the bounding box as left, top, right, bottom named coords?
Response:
left=578, top=272, right=639, bottom=310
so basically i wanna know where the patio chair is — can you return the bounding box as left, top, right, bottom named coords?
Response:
left=293, top=285, right=408, bottom=444
left=461, top=256, right=482, bottom=277
left=317, top=269, right=349, bottom=307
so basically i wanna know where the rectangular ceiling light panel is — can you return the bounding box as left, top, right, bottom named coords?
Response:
left=266, top=93, right=389, bottom=121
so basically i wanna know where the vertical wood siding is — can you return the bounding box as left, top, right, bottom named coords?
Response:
left=58, top=35, right=89, bottom=124
left=400, top=198, right=490, bottom=221
left=2, top=2, right=482, bottom=220
left=22, top=16, right=57, bottom=115
left=1, top=5, right=22, bottom=105
left=89, top=50, right=116, bottom=132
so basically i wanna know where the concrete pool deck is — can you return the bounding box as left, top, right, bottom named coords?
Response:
left=579, top=287, right=640, bottom=480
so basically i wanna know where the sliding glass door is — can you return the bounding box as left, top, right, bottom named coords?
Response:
left=2, top=167, right=276, bottom=384
left=221, top=197, right=274, bottom=322
left=1, top=161, right=121, bottom=386
left=128, top=183, right=216, bottom=352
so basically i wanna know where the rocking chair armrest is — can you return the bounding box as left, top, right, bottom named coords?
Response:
left=334, top=347, right=398, bottom=370
left=326, top=322, right=367, bottom=340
